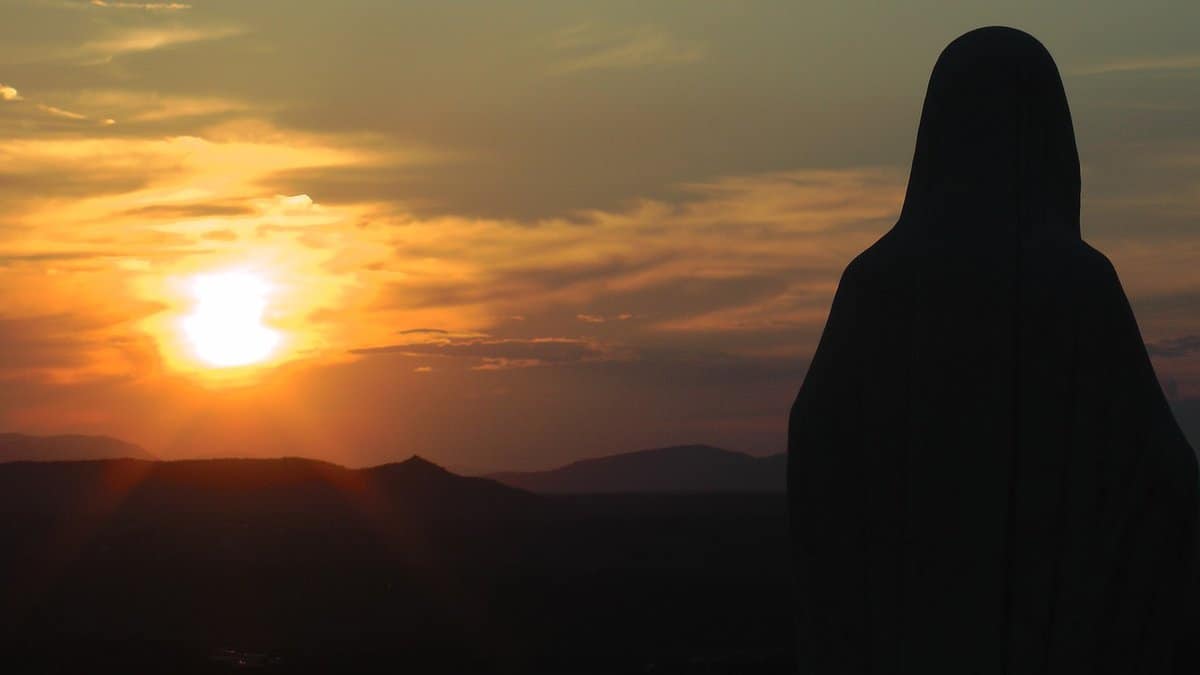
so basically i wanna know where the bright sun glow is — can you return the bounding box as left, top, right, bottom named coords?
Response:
left=181, top=271, right=282, bottom=368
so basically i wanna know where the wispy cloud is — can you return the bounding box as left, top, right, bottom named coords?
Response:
left=354, top=166, right=903, bottom=372
left=78, top=25, right=244, bottom=63
left=0, top=24, right=243, bottom=66
left=1148, top=335, right=1200, bottom=358
left=0, top=82, right=115, bottom=125
left=65, top=90, right=251, bottom=125
left=88, top=0, right=191, bottom=9
left=577, top=313, right=634, bottom=324
left=549, top=25, right=703, bottom=74
left=352, top=336, right=615, bottom=370
left=37, top=103, right=88, bottom=121
left=0, top=309, right=164, bottom=383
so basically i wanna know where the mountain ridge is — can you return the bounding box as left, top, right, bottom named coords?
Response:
left=487, top=444, right=785, bottom=494
left=0, top=435, right=789, bottom=495
left=0, top=454, right=543, bottom=523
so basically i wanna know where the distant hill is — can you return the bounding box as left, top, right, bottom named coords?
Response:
left=0, top=454, right=541, bottom=523
left=0, top=432, right=156, bottom=463
left=487, top=444, right=785, bottom=494
left=364, top=454, right=547, bottom=517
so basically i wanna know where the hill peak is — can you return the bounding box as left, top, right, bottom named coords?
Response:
left=371, top=454, right=452, bottom=476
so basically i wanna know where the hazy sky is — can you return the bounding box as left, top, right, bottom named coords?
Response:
left=2, top=0, right=1199, bottom=469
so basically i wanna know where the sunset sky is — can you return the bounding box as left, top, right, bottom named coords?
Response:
left=2, top=0, right=1199, bottom=470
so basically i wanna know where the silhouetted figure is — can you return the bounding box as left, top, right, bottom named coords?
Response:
left=788, top=27, right=1200, bottom=675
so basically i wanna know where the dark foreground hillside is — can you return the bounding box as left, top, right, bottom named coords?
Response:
left=0, top=458, right=792, bottom=674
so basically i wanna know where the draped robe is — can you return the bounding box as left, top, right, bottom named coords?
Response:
left=788, top=26, right=1200, bottom=675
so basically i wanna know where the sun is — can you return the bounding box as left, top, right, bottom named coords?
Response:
left=180, top=271, right=282, bottom=368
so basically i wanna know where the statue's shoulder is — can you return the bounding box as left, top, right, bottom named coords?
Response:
left=837, top=228, right=919, bottom=293
left=1048, top=239, right=1122, bottom=289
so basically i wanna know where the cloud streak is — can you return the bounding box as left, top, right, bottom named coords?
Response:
left=351, top=335, right=615, bottom=370
left=77, top=25, right=244, bottom=63
left=577, top=313, right=634, bottom=324
left=88, top=0, right=191, bottom=9
left=0, top=83, right=116, bottom=126
left=549, top=25, right=703, bottom=74
left=1148, top=335, right=1200, bottom=359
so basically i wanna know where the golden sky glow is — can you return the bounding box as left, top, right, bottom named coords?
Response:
left=2, top=0, right=1199, bottom=468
